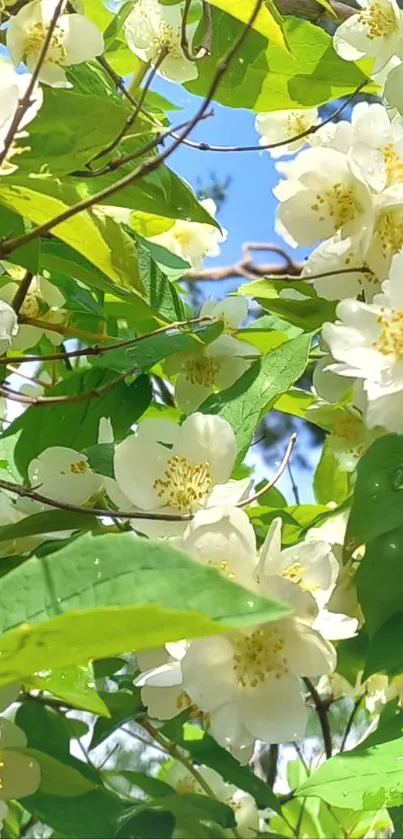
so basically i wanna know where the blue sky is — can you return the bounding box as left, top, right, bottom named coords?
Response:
left=155, top=78, right=320, bottom=501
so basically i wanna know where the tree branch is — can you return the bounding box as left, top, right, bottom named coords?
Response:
left=181, top=0, right=213, bottom=61
left=0, top=0, right=264, bottom=259
left=11, top=270, right=34, bottom=314
left=0, top=0, right=66, bottom=169
left=304, top=677, right=332, bottom=759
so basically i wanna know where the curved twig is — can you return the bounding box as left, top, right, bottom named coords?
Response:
left=238, top=434, right=297, bottom=507
left=181, top=0, right=213, bottom=61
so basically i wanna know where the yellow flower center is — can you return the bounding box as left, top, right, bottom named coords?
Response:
left=282, top=561, right=321, bottom=593
left=311, top=183, right=358, bottom=230
left=69, top=460, right=89, bottom=475
left=384, top=144, right=403, bottom=186
left=176, top=778, right=198, bottom=794
left=153, top=455, right=213, bottom=511
left=20, top=292, right=41, bottom=319
left=333, top=413, right=362, bottom=441
left=374, top=308, right=403, bottom=357
left=207, top=558, right=235, bottom=580
left=184, top=356, right=221, bottom=387
left=376, top=210, right=403, bottom=255
left=153, top=21, right=182, bottom=57
left=357, top=0, right=396, bottom=38
left=25, top=22, right=67, bottom=64
left=287, top=112, right=313, bottom=137
left=233, top=626, right=289, bottom=688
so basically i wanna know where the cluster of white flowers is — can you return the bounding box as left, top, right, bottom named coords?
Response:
left=124, top=0, right=200, bottom=84
left=256, top=88, right=403, bottom=437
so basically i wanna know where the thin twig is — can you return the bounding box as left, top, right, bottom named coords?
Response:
left=11, top=271, right=34, bottom=315
left=304, top=678, right=332, bottom=759
left=0, top=475, right=192, bottom=521
left=238, top=434, right=296, bottom=508
left=168, top=81, right=368, bottom=154
left=0, top=0, right=265, bottom=258
left=181, top=0, right=212, bottom=61
left=0, top=365, right=136, bottom=406
left=0, top=315, right=215, bottom=366
left=139, top=717, right=241, bottom=839
left=287, top=460, right=300, bottom=505
left=92, top=50, right=167, bottom=163
left=340, top=696, right=363, bottom=753
left=0, top=0, right=66, bottom=169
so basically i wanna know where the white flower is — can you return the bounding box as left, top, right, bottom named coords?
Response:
left=7, top=0, right=104, bottom=88
left=307, top=510, right=362, bottom=624
left=274, top=147, right=374, bottom=248
left=302, top=235, right=382, bottom=302
left=322, top=254, right=403, bottom=431
left=333, top=0, right=403, bottom=73
left=0, top=685, right=40, bottom=800
left=164, top=763, right=260, bottom=838
left=181, top=583, right=336, bottom=749
left=27, top=446, right=104, bottom=506
left=113, top=413, right=249, bottom=537
left=255, top=108, right=319, bottom=158
left=348, top=102, right=403, bottom=192
left=0, top=61, right=43, bottom=172
left=385, top=61, right=403, bottom=114
left=256, top=516, right=358, bottom=640
left=175, top=505, right=258, bottom=590
left=0, top=275, right=65, bottom=351
left=124, top=0, right=199, bottom=84
left=0, top=300, right=18, bottom=355
left=147, top=199, right=227, bottom=269
left=135, top=642, right=188, bottom=721
left=365, top=185, right=403, bottom=276
left=165, top=297, right=257, bottom=413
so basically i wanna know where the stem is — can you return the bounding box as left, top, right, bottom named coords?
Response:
left=128, top=61, right=149, bottom=95
left=238, top=434, right=297, bottom=507
left=303, top=678, right=332, bottom=759
left=0, top=0, right=265, bottom=258
left=340, top=696, right=363, bottom=753
left=0, top=0, right=66, bottom=169
left=11, top=271, right=34, bottom=315
left=140, top=718, right=241, bottom=839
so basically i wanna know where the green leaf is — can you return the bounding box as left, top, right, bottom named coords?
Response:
left=24, top=749, right=96, bottom=797
left=356, top=526, right=403, bottom=638
left=346, top=434, right=403, bottom=547
left=24, top=665, right=110, bottom=717
left=103, top=1, right=134, bottom=48
left=0, top=183, right=149, bottom=313
left=205, top=0, right=286, bottom=49
left=105, top=770, right=174, bottom=798
left=297, top=710, right=403, bottom=809
left=187, top=14, right=372, bottom=111
left=0, top=510, right=103, bottom=544
left=0, top=533, right=290, bottom=685
left=161, top=722, right=280, bottom=812
left=90, top=688, right=143, bottom=749
left=365, top=612, right=403, bottom=678
left=22, top=788, right=127, bottom=838
left=201, top=333, right=311, bottom=459
left=15, top=89, right=147, bottom=177
left=90, top=321, right=223, bottom=373
left=5, top=369, right=151, bottom=477
left=134, top=234, right=185, bottom=321
left=239, top=278, right=336, bottom=331
left=314, top=442, right=350, bottom=506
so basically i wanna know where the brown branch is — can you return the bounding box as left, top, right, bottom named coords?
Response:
left=168, top=82, right=367, bottom=155
left=0, top=0, right=264, bottom=258
left=0, top=315, right=215, bottom=366
left=11, top=270, right=34, bottom=314
left=276, top=0, right=354, bottom=22
left=304, top=677, right=332, bottom=759
left=181, top=0, right=213, bottom=61
left=0, top=365, right=135, bottom=406
left=0, top=0, right=66, bottom=169
left=92, top=50, right=168, bottom=164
